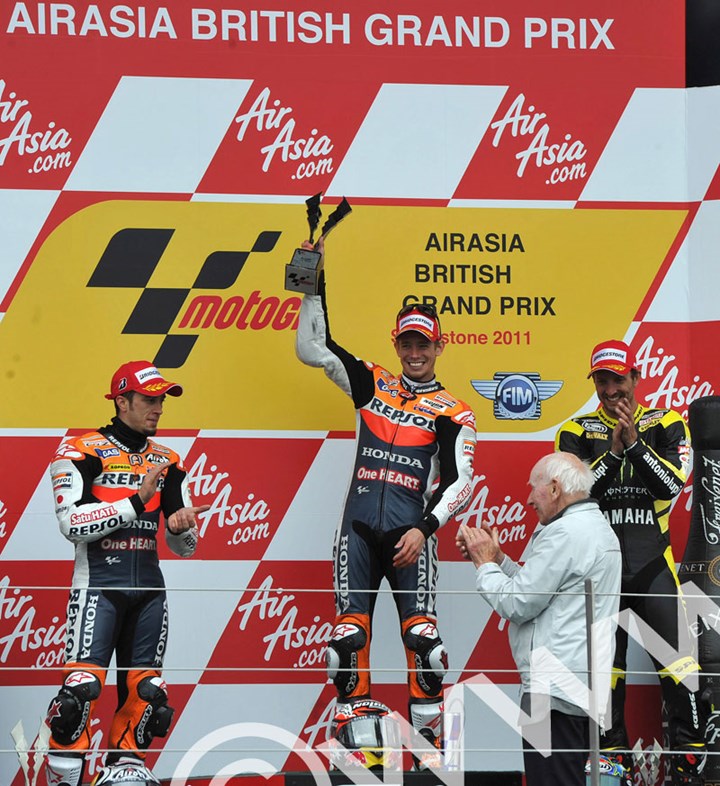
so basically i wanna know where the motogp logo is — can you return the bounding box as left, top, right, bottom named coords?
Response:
left=86, top=226, right=282, bottom=368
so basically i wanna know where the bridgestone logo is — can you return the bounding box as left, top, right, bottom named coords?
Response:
left=137, top=368, right=161, bottom=382
left=592, top=347, right=627, bottom=365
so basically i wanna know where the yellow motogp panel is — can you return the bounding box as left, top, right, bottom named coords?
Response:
left=0, top=200, right=686, bottom=430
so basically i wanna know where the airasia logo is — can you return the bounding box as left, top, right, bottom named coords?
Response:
left=490, top=92, right=588, bottom=186
left=0, top=575, right=66, bottom=669
left=0, top=77, right=73, bottom=174
left=235, top=86, right=334, bottom=181
left=188, top=452, right=273, bottom=548
left=454, top=473, right=527, bottom=546
left=635, top=335, right=715, bottom=420
left=236, top=575, right=332, bottom=670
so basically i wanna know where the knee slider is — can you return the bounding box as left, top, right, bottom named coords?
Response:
left=326, top=622, right=367, bottom=697
left=47, top=671, right=102, bottom=745
left=136, top=675, right=174, bottom=744
left=403, top=621, right=447, bottom=696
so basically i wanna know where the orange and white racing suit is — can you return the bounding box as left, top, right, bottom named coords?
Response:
left=44, top=417, right=196, bottom=785
left=296, top=283, right=476, bottom=752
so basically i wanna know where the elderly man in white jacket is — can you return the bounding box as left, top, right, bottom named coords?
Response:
left=457, top=451, right=622, bottom=786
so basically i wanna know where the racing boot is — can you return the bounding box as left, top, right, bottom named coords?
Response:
left=670, top=745, right=707, bottom=786
left=584, top=752, right=632, bottom=786
left=410, top=698, right=444, bottom=772
left=91, top=755, right=161, bottom=785
left=412, top=729, right=443, bottom=772
left=45, top=752, right=86, bottom=786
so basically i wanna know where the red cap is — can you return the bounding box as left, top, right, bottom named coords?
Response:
left=105, top=361, right=183, bottom=400
left=393, top=309, right=441, bottom=342
left=588, top=340, right=638, bottom=378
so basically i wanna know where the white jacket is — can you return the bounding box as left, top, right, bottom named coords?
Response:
left=475, top=499, right=621, bottom=717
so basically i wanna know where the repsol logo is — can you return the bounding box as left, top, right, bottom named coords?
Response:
left=86, top=226, right=284, bottom=368
left=75, top=515, right=127, bottom=537
left=65, top=590, right=81, bottom=654
left=96, top=472, right=143, bottom=486
left=368, top=398, right=435, bottom=430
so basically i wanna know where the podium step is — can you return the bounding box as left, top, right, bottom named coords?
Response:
left=87, top=770, right=522, bottom=785
left=284, top=771, right=522, bottom=786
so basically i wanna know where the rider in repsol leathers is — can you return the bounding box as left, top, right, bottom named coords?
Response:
left=44, top=361, right=206, bottom=786
left=295, top=239, right=477, bottom=769
left=556, top=340, right=706, bottom=786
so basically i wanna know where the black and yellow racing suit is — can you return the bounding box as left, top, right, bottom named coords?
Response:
left=556, top=403, right=703, bottom=758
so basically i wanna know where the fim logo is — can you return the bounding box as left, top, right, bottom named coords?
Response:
left=471, top=372, right=563, bottom=420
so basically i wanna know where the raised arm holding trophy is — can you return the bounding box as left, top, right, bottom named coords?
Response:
left=291, top=194, right=477, bottom=772
left=285, top=192, right=351, bottom=295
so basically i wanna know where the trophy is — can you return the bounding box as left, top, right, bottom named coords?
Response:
left=285, top=193, right=352, bottom=294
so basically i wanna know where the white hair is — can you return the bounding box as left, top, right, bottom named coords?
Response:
left=533, top=452, right=594, bottom=495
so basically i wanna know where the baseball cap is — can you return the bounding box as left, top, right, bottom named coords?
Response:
left=105, top=360, right=183, bottom=400
left=393, top=304, right=442, bottom=342
left=587, top=340, right=638, bottom=378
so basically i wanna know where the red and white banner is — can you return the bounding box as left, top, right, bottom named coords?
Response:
left=1, top=1, right=718, bottom=782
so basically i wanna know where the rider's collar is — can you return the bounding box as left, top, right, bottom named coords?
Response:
left=102, top=416, right=149, bottom=453
left=598, top=403, right=642, bottom=428
left=401, top=374, right=442, bottom=395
